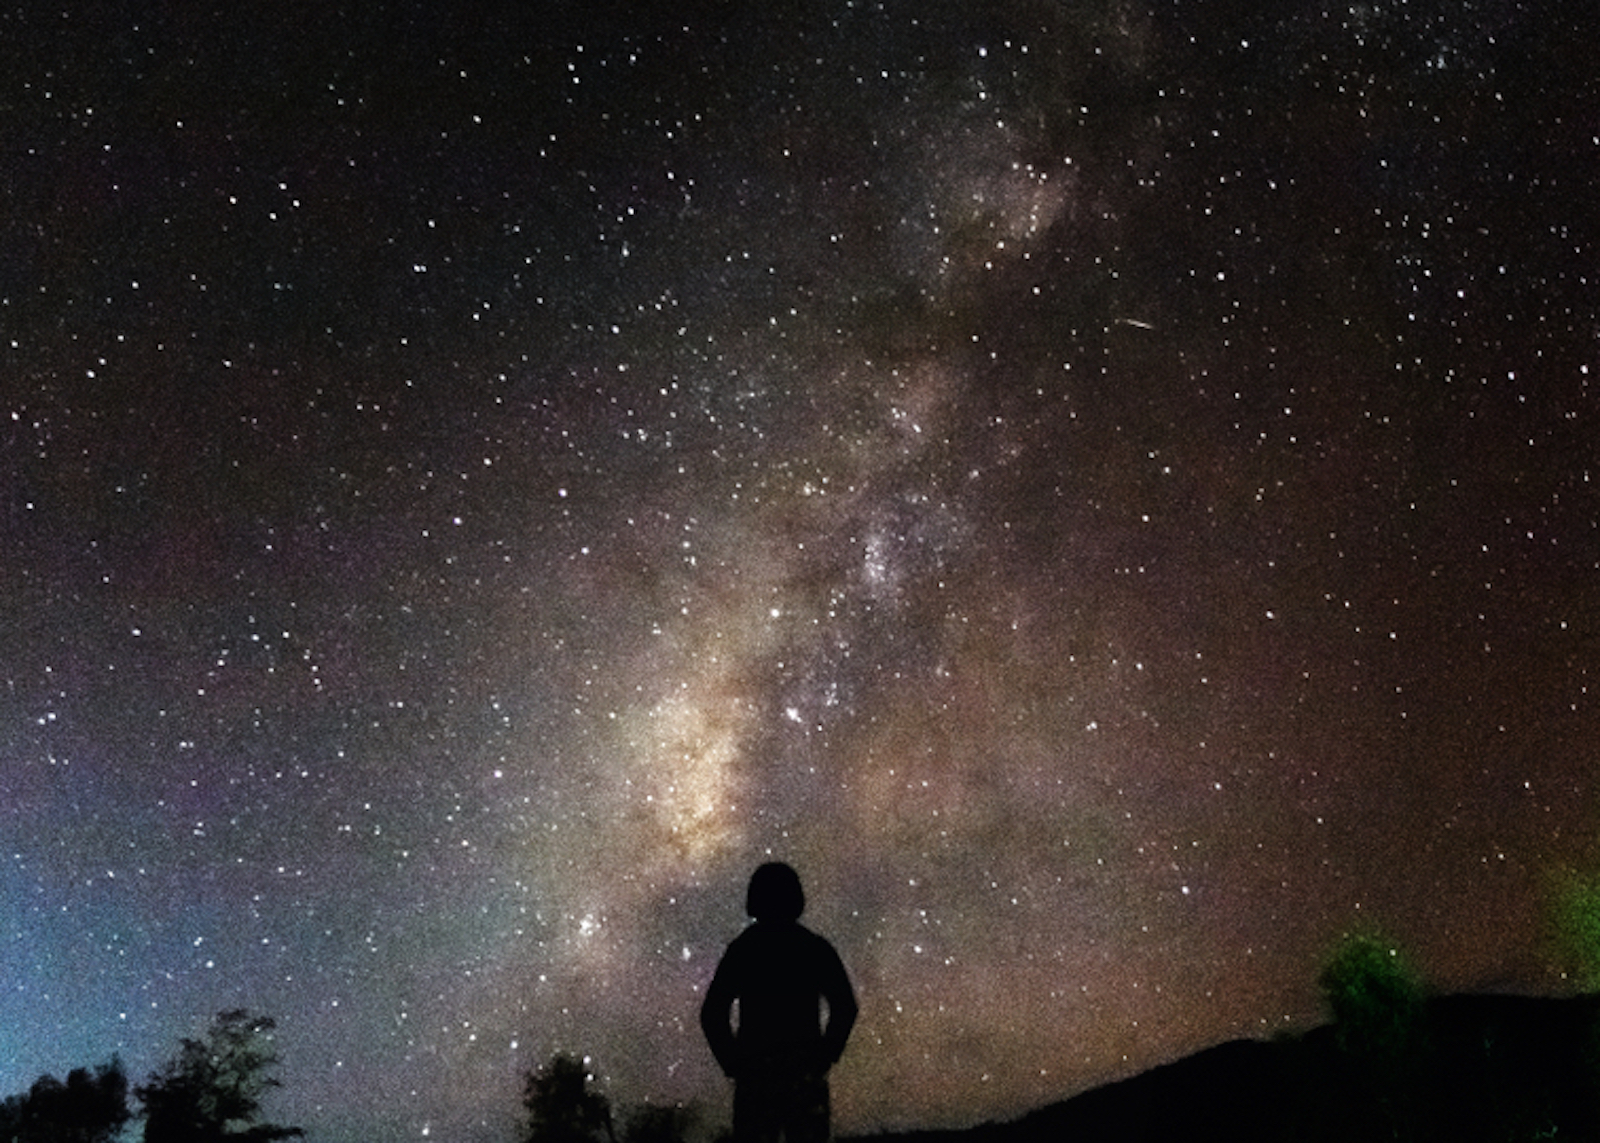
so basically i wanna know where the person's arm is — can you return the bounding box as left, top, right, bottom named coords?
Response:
left=700, top=953, right=740, bottom=1077
left=819, top=945, right=858, bottom=1067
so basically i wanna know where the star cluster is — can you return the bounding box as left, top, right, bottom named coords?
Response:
left=2, top=2, right=1597, bottom=1141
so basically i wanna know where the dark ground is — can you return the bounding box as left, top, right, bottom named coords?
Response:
left=844, top=993, right=1600, bottom=1143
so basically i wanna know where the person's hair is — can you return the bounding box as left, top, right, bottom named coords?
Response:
left=746, top=861, right=805, bottom=921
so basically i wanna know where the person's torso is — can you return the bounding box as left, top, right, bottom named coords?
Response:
left=730, top=923, right=834, bottom=1053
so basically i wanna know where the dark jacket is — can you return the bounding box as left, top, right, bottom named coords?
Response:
left=700, top=920, right=858, bottom=1078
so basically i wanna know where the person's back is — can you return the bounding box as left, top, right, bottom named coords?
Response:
left=700, top=863, right=857, bottom=1143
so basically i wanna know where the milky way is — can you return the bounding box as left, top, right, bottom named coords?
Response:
left=3, top=2, right=1598, bottom=1141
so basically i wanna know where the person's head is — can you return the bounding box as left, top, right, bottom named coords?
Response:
left=746, top=861, right=805, bottom=922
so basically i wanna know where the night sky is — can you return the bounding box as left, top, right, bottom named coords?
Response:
left=3, top=1, right=1598, bottom=1141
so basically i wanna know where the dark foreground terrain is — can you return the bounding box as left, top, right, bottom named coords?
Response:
left=846, top=994, right=1600, bottom=1143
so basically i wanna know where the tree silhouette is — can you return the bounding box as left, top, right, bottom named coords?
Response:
left=135, top=1010, right=303, bottom=1143
left=1319, top=932, right=1429, bottom=1140
left=0, top=1059, right=131, bottom=1143
left=522, top=1054, right=615, bottom=1143
left=1551, top=869, right=1600, bottom=989
left=1319, top=932, right=1426, bottom=1063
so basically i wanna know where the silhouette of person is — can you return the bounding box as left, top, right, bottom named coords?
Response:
left=701, top=862, right=858, bottom=1143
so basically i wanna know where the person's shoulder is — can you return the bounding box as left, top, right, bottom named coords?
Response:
left=722, top=920, right=788, bottom=959
left=734, top=919, right=837, bottom=950
left=734, top=919, right=817, bottom=949
left=719, top=922, right=760, bottom=958
left=792, top=922, right=846, bottom=961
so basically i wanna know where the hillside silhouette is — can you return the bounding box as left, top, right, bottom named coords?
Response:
left=844, top=992, right=1600, bottom=1143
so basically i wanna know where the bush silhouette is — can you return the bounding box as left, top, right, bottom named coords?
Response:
left=522, top=1054, right=615, bottom=1143
left=621, top=1102, right=698, bottom=1143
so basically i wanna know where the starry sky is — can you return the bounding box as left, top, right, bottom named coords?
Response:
left=3, top=1, right=1598, bottom=1140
